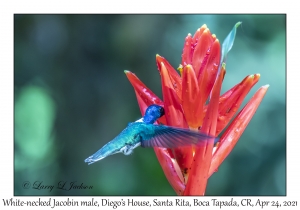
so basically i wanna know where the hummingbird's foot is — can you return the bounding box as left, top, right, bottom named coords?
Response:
left=120, top=142, right=141, bottom=155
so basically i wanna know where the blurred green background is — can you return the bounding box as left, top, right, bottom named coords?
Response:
left=14, top=14, right=286, bottom=196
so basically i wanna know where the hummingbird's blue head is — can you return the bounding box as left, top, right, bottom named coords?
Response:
left=143, top=105, right=165, bottom=124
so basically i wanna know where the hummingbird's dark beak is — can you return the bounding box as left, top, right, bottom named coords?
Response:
left=160, top=107, right=165, bottom=117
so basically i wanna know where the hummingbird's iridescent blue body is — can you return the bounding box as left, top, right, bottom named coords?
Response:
left=85, top=105, right=218, bottom=165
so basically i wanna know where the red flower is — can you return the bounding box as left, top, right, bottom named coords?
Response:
left=125, top=22, right=268, bottom=195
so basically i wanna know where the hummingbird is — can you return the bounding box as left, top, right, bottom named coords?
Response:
left=84, top=104, right=218, bottom=165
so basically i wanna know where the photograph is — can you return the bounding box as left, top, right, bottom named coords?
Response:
left=14, top=14, right=286, bottom=196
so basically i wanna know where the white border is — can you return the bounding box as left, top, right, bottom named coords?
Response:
left=1, top=1, right=297, bottom=209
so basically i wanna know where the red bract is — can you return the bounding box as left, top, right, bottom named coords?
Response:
left=125, top=23, right=268, bottom=195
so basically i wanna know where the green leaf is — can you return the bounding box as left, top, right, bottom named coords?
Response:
left=219, top=22, right=242, bottom=70
left=15, top=85, right=56, bottom=169
left=211, top=22, right=241, bottom=100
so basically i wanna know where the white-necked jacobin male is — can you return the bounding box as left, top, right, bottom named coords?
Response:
left=85, top=105, right=218, bottom=165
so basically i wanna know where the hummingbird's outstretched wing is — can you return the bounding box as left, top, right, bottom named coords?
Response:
left=141, top=125, right=219, bottom=148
